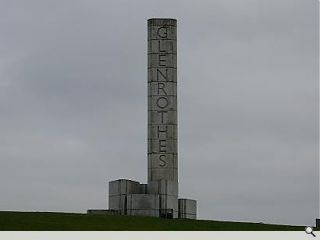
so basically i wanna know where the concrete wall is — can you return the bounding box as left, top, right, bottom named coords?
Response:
left=148, top=179, right=178, bottom=218
left=178, top=198, right=197, bottom=219
left=127, top=194, right=160, bottom=217
left=108, top=179, right=142, bottom=215
left=139, top=184, right=148, bottom=194
left=109, top=179, right=141, bottom=196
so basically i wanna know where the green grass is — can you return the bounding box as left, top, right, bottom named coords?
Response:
left=0, top=211, right=309, bottom=231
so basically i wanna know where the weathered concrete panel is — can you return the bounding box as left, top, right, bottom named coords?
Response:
left=109, top=195, right=127, bottom=213
left=148, top=39, right=177, bottom=54
left=127, top=194, right=159, bottom=209
left=148, top=82, right=177, bottom=96
left=148, top=139, right=177, bottom=154
left=109, top=179, right=145, bottom=215
left=148, top=180, right=178, bottom=196
left=148, top=25, right=176, bottom=39
left=148, top=167, right=177, bottom=181
left=148, top=68, right=177, bottom=83
left=148, top=153, right=177, bottom=168
left=109, top=179, right=141, bottom=196
left=139, top=184, right=148, bottom=194
left=126, top=194, right=160, bottom=217
left=147, top=179, right=178, bottom=218
left=148, top=96, right=177, bottom=111
left=148, top=53, right=177, bottom=68
left=148, top=125, right=177, bottom=140
left=160, top=195, right=178, bottom=218
left=148, top=18, right=177, bottom=26
left=178, top=198, right=197, bottom=219
left=148, top=168, right=177, bottom=180
left=148, top=21, right=176, bottom=40
left=148, top=110, right=177, bottom=125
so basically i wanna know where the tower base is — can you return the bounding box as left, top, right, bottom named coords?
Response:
left=88, top=178, right=197, bottom=219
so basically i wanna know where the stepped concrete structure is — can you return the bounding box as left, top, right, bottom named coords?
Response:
left=88, top=18, right=197, bottom=219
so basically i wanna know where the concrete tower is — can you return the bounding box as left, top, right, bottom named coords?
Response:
left=147, top=18, right=179, bottom=218
left=88, top=18, right=197, bottom=219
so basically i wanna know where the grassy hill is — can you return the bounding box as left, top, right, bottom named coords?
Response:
left=0, top=211, right=309, bottom=231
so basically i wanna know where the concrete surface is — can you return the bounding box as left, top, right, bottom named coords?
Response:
left=178, top=198, right=197, bottom=219
left=127, top=194, right=160, bottom=217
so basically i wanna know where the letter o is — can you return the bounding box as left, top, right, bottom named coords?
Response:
left=156, top=97, right=169, bottom=109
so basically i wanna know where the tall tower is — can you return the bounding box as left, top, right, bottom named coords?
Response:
left=89, top=18, right=197, bottom=219
left=147, top=19, right=177, bottom=182
left=147, top=18, right=178, bottom=218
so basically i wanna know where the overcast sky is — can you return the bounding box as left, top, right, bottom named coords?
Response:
left=0, top=0, right=318, bottom=226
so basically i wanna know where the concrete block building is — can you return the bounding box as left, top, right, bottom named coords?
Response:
left=88, top=18, right=197, bottom=219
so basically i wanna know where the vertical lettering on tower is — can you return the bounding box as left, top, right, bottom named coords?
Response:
left=148, top=19, right=177, bottom=182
